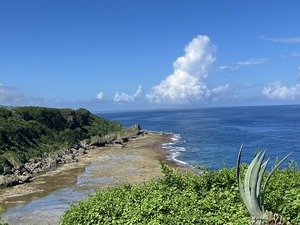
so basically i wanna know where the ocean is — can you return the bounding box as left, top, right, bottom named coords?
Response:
left=99, top=105, right=300, bottom=170
left=3, top=104, right=300, bottom=224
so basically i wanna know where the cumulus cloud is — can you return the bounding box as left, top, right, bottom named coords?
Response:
left=146, top=35, right=224, bottom=104
left=114, top=85, right=143, bottom=103
left=262, top=81, right=300, bottom=100
left=96, top=92, right=104, bottom=101
left=100, top=35, right=230, bottom=106
left=218, top=58, right=269, bottom=72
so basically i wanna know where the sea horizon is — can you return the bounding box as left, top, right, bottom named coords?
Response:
left=99, top=104, right=300, bottom=170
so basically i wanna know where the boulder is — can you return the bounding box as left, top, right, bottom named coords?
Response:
left=17, top=174, right=32, bottom=183
left=77, top=148, right=86, bottom=156
left=0, top=175, right=19, bottom=187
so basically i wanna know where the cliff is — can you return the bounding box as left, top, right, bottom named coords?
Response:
left=0, top=106, right=143, bottom=186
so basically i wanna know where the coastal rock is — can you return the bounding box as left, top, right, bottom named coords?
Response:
left=113, top=137, right=125, bottom=147
left=79, top=140, right=89, bottom=149
left=0, top=175, right=19, bottom=187
left=63, top=155, right=75, bottom=163
left=69, top=143, right=79, bottom=150
left=103, top=134, right=117, bottom=144
left=77, top=148, right=87, bottom=156
left=46, top=157, right=55, bottom=168
left=0, top=125, right=146, bottom=187
left=17, top=174, right=32, bottom=183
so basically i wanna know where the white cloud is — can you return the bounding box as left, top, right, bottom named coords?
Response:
left=134, top=85, right=143, bottom=97
left=172, top=35, right=215, bottom=78
left=218, top=65, right=239, bottom=72
left=218, top=58, right=269, bottom=71
left=262, top=81, right=300, bottom=100
left=114, top=92, right=134, bottom=103
left=237, top=58, right=269, bottom=66
left=211, top=84, right=229, bottom=94
left=114, top=85, right=143, bottom=103
left=0, top=84, right=42, bottom=105
left=146, top=35, right=224, bottom=104
left=96, top=92, right=104, bottom=101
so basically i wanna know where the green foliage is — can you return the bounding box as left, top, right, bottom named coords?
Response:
left=236, top=145, right=292, bottom=224
left=264, top=162, right=300, bottom=224
left=61, top=162, right=299, bottom=224
left=0, top=207, right=8, bottom=225
left=0, top=106, right=125, bottom=174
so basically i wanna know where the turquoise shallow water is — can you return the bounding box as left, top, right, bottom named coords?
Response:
left=100, top=105, right=300, bottom=170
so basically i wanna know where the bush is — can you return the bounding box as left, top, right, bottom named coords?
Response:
left=60, top=162, right=299, bottom=224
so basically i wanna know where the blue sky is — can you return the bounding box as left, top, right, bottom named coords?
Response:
left=1, top=0, right=300, bottom=111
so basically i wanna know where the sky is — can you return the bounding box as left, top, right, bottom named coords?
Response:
left=1, top=0, right=300, bottom=111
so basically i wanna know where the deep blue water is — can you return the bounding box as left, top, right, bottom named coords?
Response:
left=99, top=105, right=300, bottom=170
left=3, top=105, right=300, bottom=224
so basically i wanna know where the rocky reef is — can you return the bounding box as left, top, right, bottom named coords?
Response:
left=0, top=124, right=146, bottom=187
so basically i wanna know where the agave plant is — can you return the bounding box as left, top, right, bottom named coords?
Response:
left=236, top=144, right=292, bottom=225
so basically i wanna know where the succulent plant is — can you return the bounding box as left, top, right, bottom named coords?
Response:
left=236, top=144, right=292, bottom=225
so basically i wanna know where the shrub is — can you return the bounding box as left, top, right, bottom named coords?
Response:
left=60, top=162, right=299, bottom=224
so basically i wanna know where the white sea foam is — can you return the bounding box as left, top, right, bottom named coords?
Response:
left=161, top=133, right=188, bottom=166
left=171, top=133, right=181, bottom=142
left=161, top=143, right=173, bottom=148
left=170, top=147, right=188, bottom=165
left=169, top=146, right=186, bottom=152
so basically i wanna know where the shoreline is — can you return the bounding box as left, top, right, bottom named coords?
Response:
left=0, top=130, right=188, bottom=212
left=0, top=125, right=145, bottom=188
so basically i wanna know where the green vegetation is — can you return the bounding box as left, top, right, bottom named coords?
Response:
left=60, top=161, right=300, bottom=225
left=0, top=106, right=125, bottom=174
left=237, top=145, right=292, bottom=224
left=0, top=207, right=8, bottom=225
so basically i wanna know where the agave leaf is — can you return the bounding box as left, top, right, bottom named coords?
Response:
left=236, top=144, right=252, bottom=213
left=261, top=152, right=292, bottom=212
left=256, top=158, right=270, bottom=205
left=254, top=150, right=268, bottom=198
left=249, top=150, right=266, bottom=218
left=244, top=151, right=260, bottom=216
left=237, top=145, right=247, bottom=206
left=253, top=150, right=267, bottom=198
